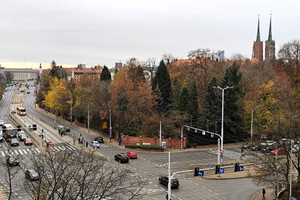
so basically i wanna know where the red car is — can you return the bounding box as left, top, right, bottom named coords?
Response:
left=126, top=151, right=137, bottom=159
left=24, top=138, right=33, bottom=146
left=270, top=148, right=285, bottom=155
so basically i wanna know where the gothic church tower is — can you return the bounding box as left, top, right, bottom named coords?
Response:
left=265, top=15, right=275, bottom=61
left=252, top=16, right=263, bottom=61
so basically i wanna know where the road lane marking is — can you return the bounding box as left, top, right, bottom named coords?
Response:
left=14, top=150, right=19, bottom=155
left=22, top=149, right=28, bottom=154
left=18, top=150, right=23, bottom=155
left=208, top=189, right=212, bottom=192
left=214, top=193, right=219, bottom=195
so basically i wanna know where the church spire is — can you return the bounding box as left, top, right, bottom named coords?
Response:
left=256, top=15, right=261, bottom=42
left=268, top=14, right=272, bottom=41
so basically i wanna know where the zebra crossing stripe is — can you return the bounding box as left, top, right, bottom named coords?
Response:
left=59, top=146, right=66, bottom=150
left=22, top=149, right=28, bottom=154
left=14, top=150, right=19, bottom=155
left=35, top=148, right=40, bottom=153
left=54, top=147, right=60, bottom=151
left=26, top=149, right=31, bottom=153
left=1, top=151, right=4, bottom=157
left=18, top=150, right=23, bottom=155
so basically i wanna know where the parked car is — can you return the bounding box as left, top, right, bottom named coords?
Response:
left=159, top=176, right=179, bottom=189
left=126, top=151, right=137, bottom=159
left=94, top=137, right=104, bottom=143
left=90, top=141, right=100, bottom=148
left=7, top=154, right=19, bottom=166
left=25, top=169, right=39, bottom=181
left=10, top=110, right=16, bottom=114
left=24, top=138, right=33, bottom=146
left=270, top=148, right=286, bottom=155
left=0, top=120, right=4, bottom=126
left=10, top=138, right=19, bottom=146
left=114, top=153, right=129, bottom=163
left=20, top=134, right=27, bottom=142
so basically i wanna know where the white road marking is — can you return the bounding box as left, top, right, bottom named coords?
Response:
left=18, top=150, right=23, bottom=155
left=14, top=150, right=19, bottom=155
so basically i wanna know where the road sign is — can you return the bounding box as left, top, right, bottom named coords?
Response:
left=48, top=141, right=52, bottom=146
left=87, top=136, right=91, bottom=140
left=220, top=168, right=225, bottom=174
left=220, top=149, right=223, bottom=154
left=239, top=166, right=244, bottom=171
left=199, top=171, right=204, bottom=176
left=109, top=126, right=112, bottom=130
left=109, top=129, right=112, bottom=134
left=94, top=145, right=97, bottom=149
left=291, top=197, right=297, bottom=200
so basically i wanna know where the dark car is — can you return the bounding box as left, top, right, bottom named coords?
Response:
left=159, top=176, right=179, bottom=189
left=25, top=169, right=39, bottom=181
left=10, top=138, right=19, bottom=146
left=94, top=137, right=104, bottom=143
left=7, top=154, right=19, bottom=166
left=114, top=153, right=129, bottom=163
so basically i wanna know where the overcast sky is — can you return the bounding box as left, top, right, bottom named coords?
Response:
left=1, top=0, right=299, bottom=68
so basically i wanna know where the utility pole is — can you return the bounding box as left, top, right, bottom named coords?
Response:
left=250, top=109, right=253, bottom=140
left=213, top=86, right=232, bottom=156
left=168, top=151, right=171, bottom=200
left=159, top=121, right=162, bottom=146
left=87, top=104, right=90, bottom=133
left=70, top=98, right=73, bottom=125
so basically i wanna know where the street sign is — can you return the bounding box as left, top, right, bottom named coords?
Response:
left=220, top=168, right=225, bottom=174
left=239, top=166, right=244, bottom=171
left=87, top=136, right=91, bottom=140
left=109, top=129, right=112, bottom=134
left=48, top=141, right=52, bottom=146
left=199, top=171, right=204, bottom=176
left=220, top=149, right=223, bottom=154
left=94, top=145, right=97, bottom=149
left=291, top=197, right=297, bottom=200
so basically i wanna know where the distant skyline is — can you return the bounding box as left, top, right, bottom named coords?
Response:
left=1, top=0, right=300, bottom=68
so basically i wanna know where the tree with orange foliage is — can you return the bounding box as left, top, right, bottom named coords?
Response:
left=109, top=67, right=156, bottom=136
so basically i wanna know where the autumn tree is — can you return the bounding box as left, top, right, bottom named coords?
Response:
left=110, top=66, right=156, bottom=136
left=278, top=40, right=300, bottom=90
left=49, top=60, right=67, bottom=80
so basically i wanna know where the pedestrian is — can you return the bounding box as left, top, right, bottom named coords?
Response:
left=60, top=131, right=63, bottom=137
left=73, top=138, right=75, bottom=145
left=262, top=188, right=266, bottom=198
left=118, top=137, right=121, bottom=146
left=86, top=141, right=88, bottom=148
left=42, top=129, right=44, bottom=133
left=78, top=137, right=80, bottom=144
left=83, top=140, right=85, bottom=147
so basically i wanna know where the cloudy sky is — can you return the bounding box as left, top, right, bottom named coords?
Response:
left=1, top=0, right=299, bottom=68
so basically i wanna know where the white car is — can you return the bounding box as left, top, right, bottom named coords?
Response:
left=90, top=141, right=100, bottom=148
left=0, top=120, right=4, bottom=126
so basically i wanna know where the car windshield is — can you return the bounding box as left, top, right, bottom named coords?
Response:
left=25, top=138, right=31, bottom=142
left=29, top=170, right=38, bottom=176
left=11, top=138, right=18, bottom=142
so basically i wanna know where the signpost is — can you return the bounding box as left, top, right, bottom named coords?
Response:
left=199, top=171, right=204, bottom=176
left=220, top=168, right=225, bottom=174
left=239, top=166, right=244, bottom=172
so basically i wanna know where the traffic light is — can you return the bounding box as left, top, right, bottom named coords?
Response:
left=17, top=125, right=21, bottom=132
left=234, top=163, right=240, bottom=172
left=194, top=167, right=199, bottom=176
left=215, top=165, right=220, bottom=174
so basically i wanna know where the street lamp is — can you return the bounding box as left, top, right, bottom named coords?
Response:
left=213, top=86, right=232, bottom=156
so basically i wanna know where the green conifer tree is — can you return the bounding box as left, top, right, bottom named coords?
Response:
left=100, top=66, right=111, bottom=81
left=152, top=60, right=172, bottom=113
left=177, top=87, right=189, bottom=112
left=221, top=62, right=247, bottom=141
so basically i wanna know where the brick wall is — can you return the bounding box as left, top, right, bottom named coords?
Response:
left=118, top=135, right=186, bottom=149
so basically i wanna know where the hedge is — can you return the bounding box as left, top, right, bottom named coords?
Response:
left=125, top=144, right=164, bottom=150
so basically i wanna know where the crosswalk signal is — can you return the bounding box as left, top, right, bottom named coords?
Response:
left=215, top=165, right=220, bottom=174
left=194, top=167, right=199, bottom=176
left=234, top=163, right=240, bottom=172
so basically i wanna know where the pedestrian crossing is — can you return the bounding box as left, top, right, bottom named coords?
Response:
left=0, top=143, right=112, bottom=157
left=210, top=149, right=254, bottom=160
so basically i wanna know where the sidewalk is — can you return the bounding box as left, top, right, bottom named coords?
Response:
left=250, top=188, right=275, bottom=200
left=34, top=105, right=125, bottom=151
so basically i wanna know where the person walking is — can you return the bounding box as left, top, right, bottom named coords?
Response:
left=78, top=137, right=80, bottom=144
left=86, top=141, right=88, bottom=148
left=262, top=188, right=266, bottom=199
left=118, top=137, right=121, bottom=146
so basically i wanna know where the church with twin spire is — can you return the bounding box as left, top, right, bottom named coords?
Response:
left=252, top=15, right=275, bottom=61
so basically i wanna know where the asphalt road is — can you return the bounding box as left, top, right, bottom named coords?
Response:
left=0, top=84, right=264, bottom=200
